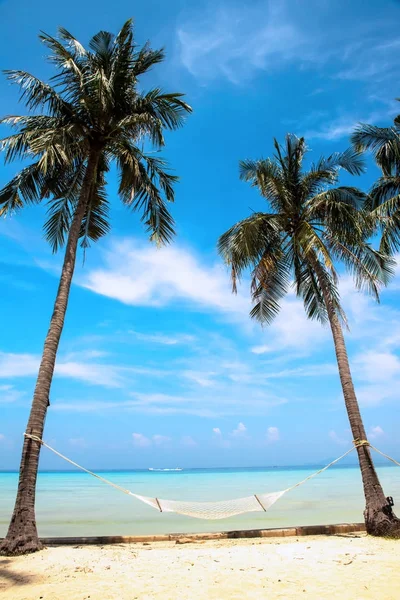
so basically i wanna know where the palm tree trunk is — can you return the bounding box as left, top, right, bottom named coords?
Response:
left=0, top=151, right=100, bottom=556
left=312, top=258, right=400, bottom=537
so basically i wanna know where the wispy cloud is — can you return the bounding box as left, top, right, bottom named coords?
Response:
left=329, top=430, right=350, bottom=446
left=132, top=432, right=172, bottom=448
left=266, top=426, right=280, bottom=443
left=369, top=426, right=384, bottom=440
left=0, top=350, right=167, bottom=389
left=303, top=105, right=399, bottom=141
left=251, top=345, right=271, bottom=355
left=177, top=2, right=305, bottom=84
left=231, top=422, right=247, bottom=437
left=132, top=433, right=152, bottom=448
left=181, top=435, right=197, bottom=447
left=68, top=437, right=89, bottom=449
left=79, top=239, right=249, bottom=318
left=128, top=331, right=195, bottom=346
left=176, top=0, right=400, bottom=86
left=153, top=434, right=171, bottom=446
left=0, top=384, right=25, bottom=403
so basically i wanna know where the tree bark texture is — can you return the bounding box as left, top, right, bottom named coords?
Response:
left=311, top=257, right=400, bottom=537
left=0, top=151, right=100, bottom=555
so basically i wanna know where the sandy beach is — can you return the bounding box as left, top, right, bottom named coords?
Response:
left=1, top=533, right=399, bottom=599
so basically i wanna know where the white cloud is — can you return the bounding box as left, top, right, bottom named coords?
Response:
left=0, top=351, right=163, bottom=389
left=354, top=351, right=400, bottom=384
left=329, top=430, right=350, bottom=446
left=69, top=437, right=88, bottom=449
left=152, top=434, right=171, bottom=446
left=303, top=106, right=399, bottom=141
left=0, top=434, right=5, bottom=442
left=129, top=331, right=195, bottom=346
left=352, top=350, right=400, bottom=407
left=251, top=345, right=271, bottom=355
left=181, top=435, right=197, bottom=447
left=80, top=239, right=249, bottom=318
left=266, top=426, right=280, bottom=443
left=0, top=353, right=39, bottom=378
left=183, top=370, right=216, bottom=387
left=177, top=3, right=305, bottom=84
left=56, top=361, right=126, bottom=388
left=268, top=297, right=328, bottom=352
left=212, top=427, right=222, bottom=435
left=132, top=433, right=152, bottom=448
left=231, top=422, right=247, bottom=437
left=368, top=426, right=384, bottom=440
left=176, top=1, right=400, bottom=86
left=0, top=384, right=25, bottom=403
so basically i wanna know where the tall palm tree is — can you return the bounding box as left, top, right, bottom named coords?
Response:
left=218, top=134, right=400, bottom=537
left=0, top=20, right=191, bottom=556
left=352, top=111, right=400, bottom=254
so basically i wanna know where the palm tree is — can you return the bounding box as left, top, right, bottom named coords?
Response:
left=0, top=20, right=191, bottom=556
left=352, top=111, right=400, bottom=254
left=218, top=134, right=400, bottom=537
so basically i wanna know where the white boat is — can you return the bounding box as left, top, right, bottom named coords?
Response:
left=148, top=467, right=183, bottom=471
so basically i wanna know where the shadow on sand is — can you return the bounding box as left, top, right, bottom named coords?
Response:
left=0, top=558, right=36, bottom=588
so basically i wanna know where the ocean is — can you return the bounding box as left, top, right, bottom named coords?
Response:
left=1, top=465, right=399, bottom=537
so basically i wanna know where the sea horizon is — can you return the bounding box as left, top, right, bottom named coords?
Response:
left=0, top=461, right=394, bottom=474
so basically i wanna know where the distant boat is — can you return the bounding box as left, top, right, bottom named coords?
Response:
left=148, top=467, right=183, bottom=471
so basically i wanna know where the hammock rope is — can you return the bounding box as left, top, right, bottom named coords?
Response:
left=23, top=433, right=399, bottom=521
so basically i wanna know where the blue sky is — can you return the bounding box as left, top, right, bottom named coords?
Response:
left=1, top=0, right=400, bottom=470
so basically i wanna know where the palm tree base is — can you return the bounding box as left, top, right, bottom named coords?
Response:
left=365, top=505, right=400, bottom=538
left=0, top=535, right=43, bottom=556
left=0, top=509, right=43, bottom=556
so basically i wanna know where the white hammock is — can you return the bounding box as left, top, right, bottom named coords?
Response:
left=132, top=490, right=286, bottom=520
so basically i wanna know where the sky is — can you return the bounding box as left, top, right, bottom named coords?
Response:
left=1, top=0, right=400, bottom=470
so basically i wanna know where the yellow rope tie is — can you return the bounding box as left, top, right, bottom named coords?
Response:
left=353, top=439, right=370, bottom=447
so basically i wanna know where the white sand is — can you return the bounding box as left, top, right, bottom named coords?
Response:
left=1, top=533, right=399, bottom=599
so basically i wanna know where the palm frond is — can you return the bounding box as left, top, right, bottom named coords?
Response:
left=351, top=124, right=400, bottom=176
left=218, top=212, right=283, bottom=291
left=250, top=252, right=291, bottom=324
left=0, top=163, right=46, bottom=215
left=296, top=258, right=347, bottom=326
left=4, top=70, right=74, bottom=117
left=319, top=148, right=365, bottom=176
left=117, top=143, right=177, bottom=244
left=138, top=89, right=192, bottom=132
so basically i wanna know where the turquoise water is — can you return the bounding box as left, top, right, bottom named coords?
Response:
left=1, top=466, right=399, bottom=537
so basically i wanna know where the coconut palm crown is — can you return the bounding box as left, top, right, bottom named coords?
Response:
left=0, top=18, right=191, bottom=247
left=352, top=108, right=400, bottom=255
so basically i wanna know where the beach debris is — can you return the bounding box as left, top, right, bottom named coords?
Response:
left=74, top=566, right=93, bottom=573
left=175, top=537, right=196, bottom=544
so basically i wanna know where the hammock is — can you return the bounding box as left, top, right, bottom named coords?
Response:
left=23, top=434, right=400, bottom=521
left=132, top=490, right=286, bottom=520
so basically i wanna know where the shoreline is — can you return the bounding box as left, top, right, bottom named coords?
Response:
left=1, top=521, right=365, bottom=545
